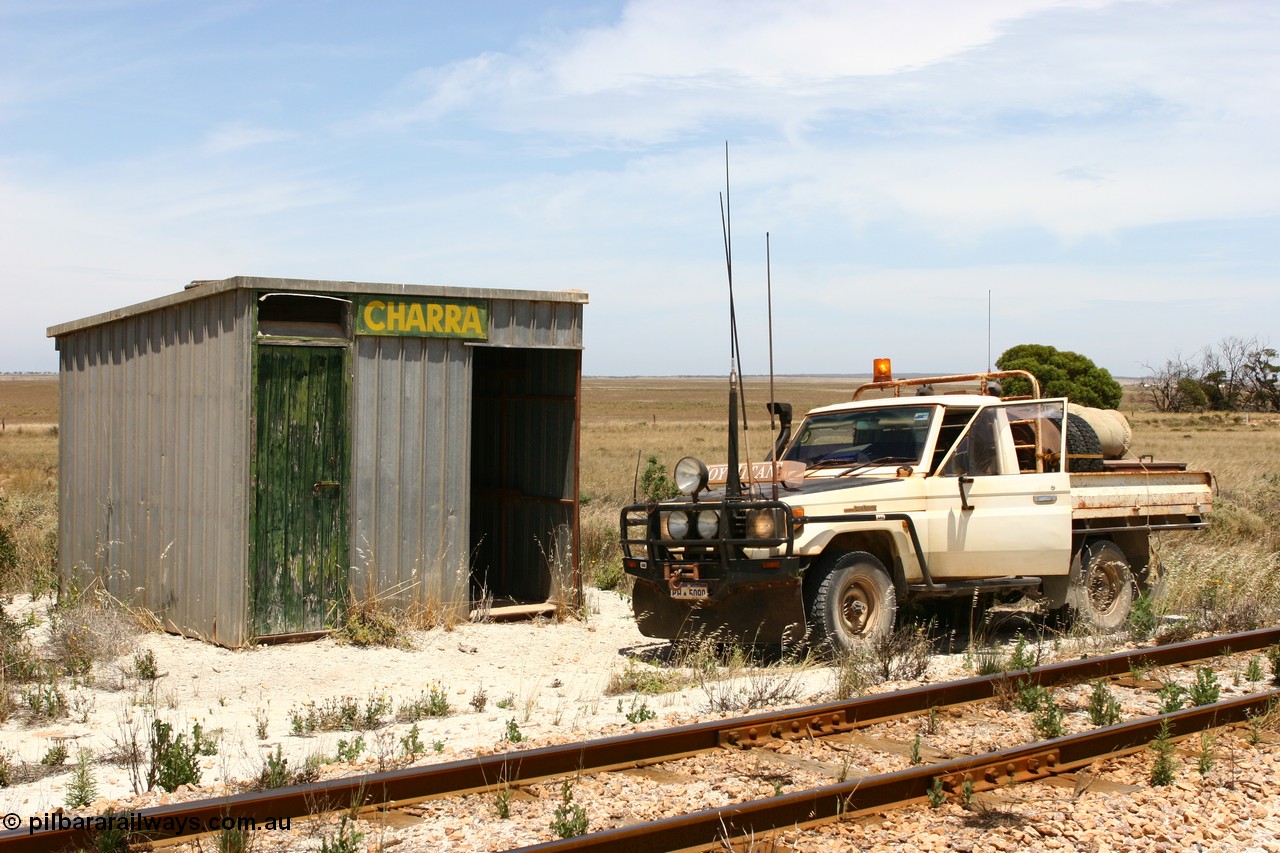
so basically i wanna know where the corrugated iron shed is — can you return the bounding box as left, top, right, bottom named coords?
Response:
left=48, top=276, right=587, bottom=646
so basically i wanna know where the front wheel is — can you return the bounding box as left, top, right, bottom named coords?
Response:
left=1065, top=541, right=1134, bottom=632
left=805, top=551, right=896, bottom=653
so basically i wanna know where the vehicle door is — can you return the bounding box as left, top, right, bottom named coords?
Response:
left=923, top=400, right=1072, bottom=578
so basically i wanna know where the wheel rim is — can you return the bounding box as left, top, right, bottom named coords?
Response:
left=1087, top=555, right=1124, bottom=614
left=839, top=576, right=879, bottom=636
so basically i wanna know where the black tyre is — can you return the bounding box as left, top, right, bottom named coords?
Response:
left=805, top=551, right=896, bottom=653
left=1066, top=541, right=1134, bottom=632
left=1053, top=413, right=1104, bottom=473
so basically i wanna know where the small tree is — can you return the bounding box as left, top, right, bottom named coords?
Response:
left=1146, top=337, right=1278, bottom=412
left=639, top=456, right=680, bottom=502
left=996, top=344, right=1123, bottom=409
left=1245, top=346, right=1280, bottom=411
left=1142, top=355, right=1206, bottom=412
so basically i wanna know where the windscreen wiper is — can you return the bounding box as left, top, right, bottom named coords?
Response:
left=833, top=456, right=916, bottom=478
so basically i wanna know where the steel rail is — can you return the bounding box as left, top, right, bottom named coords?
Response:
left=2, top=626, right=1276, bottom=852
left=517, top=689, right=1280, bottom=853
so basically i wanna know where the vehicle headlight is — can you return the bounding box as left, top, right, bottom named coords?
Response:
left=695, top=509, right=720, bottom=539
left=674, top=457, right=709, bottom=496
left=663, top=510, right=690, bottom=540
left=746, top=508, right=783, bottom=539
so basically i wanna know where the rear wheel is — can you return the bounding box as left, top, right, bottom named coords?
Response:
left=805, top=551, right=896, bottom=654
left=1065, top=541, right=1133, bottom=631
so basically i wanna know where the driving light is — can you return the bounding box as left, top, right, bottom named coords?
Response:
left=695, top=509, right=720, bottom=539
left=664, top=510, right=690, bottom=540
left=674, top=456, right=710, bottom=496
left=746, top=508, right=783, bottom=539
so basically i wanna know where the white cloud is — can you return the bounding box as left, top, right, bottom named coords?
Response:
left=367, top=0, right=1280, bottom=242
left=202, top=123, right=294, bottom=155
left=3, top=0, right=1277, bottom=376
left=387, top=0, right=1116, bottom=134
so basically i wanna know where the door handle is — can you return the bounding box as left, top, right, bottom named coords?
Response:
left=312, top=481, right=341, bottom=495
left=1033, top=494, right=1057, bottom=504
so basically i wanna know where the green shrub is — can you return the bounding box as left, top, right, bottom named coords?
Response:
left=1007, top=634, right=1036, bottom=671
left=1033, top=696, right=1066, bottom=739
left=41, top=743, right=68, bottom=766
left=397, top=685, right=449, bottom=721
left=22, top=675, right=67, bottom=721
left=495, top=788, right=511, bottom=819
left=1157, top=682, right=1187, bottom=714
left=503, top=719, right=524, bottom=744
left=1128, top=592, right=1158, bottom=641
left=132, top=650, right=158, bottom=681
left=253, top=745, right=317, bottom=790
left=550, top=780, right=589, bottom=839
left=1149, top=720, right=1177, bottom=786
left=639, top=456, right=680, bottom=502
left=289, top=694, right=392, bottom=734
left=619, top=697, right=656, bottom=724
left=334, top=736, right=364, bottom=762
left=1189, top=667, right=1220, bottom=707
left=1015, top=679, right=1049, bottom=713
left=0, top=524, right=17, bottom=583
left=400, top=724, right=424, bottom=758
left=320, top=816, right=363, bottom=853
left=147, top=720, right=206, bottom=792
left=335, top=598, right=402, bottom=648
left=65, top=749, right=98, bottom=809
left=1087, top=680, right=1123, bottom=727
left=1245, top=656, right=1265, bottom=683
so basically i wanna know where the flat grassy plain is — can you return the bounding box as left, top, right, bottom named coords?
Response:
left=581, top=377, right=1280, bottom=622
left=2, top=375, right=1277, bottom=623
left=0, top=375, right=58, bottom=427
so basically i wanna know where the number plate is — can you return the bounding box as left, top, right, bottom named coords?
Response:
left=670, top=582, right=709, bottom=600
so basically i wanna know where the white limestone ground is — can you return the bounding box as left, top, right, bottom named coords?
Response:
left=1, top=588, right=842, bottom=816
left=3, top=591, right=1278, bottom=853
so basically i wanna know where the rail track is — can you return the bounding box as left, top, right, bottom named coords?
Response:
left=3, top=626, right=1277, bottom=853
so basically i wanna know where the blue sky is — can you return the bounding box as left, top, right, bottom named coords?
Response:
left=2, top=0, right=1277, bottom=376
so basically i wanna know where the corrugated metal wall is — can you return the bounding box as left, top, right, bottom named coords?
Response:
left=488, top=298, right=583, bottom=349
left=350, top=336, right=472, bottom=614
left=57, top=289, right=253, bottom=645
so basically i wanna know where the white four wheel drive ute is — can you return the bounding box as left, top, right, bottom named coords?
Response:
left=620, top=363, right=1214, bottom=653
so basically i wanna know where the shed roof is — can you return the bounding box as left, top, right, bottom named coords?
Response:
left=47, top=275, right=589, bottom=338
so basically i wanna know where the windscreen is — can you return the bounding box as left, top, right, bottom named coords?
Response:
left=781, top=406, right=936, bottom=468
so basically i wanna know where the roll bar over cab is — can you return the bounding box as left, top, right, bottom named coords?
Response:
left=619, top=369, right=1213, bottom=652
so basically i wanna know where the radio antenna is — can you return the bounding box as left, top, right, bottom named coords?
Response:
left=766, top=232, right=778, bottom=501
left=719, top=143, right=751, bottom=497
left=987, top=288, right=992, bottom=371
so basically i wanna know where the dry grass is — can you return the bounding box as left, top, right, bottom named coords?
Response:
left=0, top=428, right=58, bottom=595
left=579, top=376, right=863, bottom=504
left=3, top=374, right=1276, bottom=622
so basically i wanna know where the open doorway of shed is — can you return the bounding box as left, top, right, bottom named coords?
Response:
left=469, top=347, right=579, bottom=617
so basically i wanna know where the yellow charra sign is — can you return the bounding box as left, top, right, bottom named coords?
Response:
left=356, top=297, right=489, bottom=340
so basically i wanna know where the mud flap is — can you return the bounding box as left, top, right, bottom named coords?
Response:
left=632, top=579, right=807, bottom=646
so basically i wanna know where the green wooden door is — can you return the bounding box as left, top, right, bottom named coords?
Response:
left=251, top=345, right=349, bottom=636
